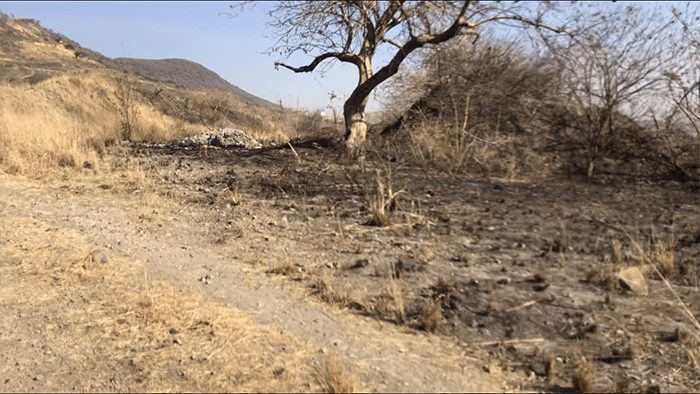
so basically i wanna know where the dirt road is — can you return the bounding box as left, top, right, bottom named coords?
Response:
left=1, top=174, right=499, bottom=392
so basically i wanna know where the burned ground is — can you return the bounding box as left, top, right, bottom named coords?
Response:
left=118, top=137, right=700, bottom=392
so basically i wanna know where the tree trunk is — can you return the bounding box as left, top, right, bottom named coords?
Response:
left=344, top=97, right=369, bottom=157
left=344, top=58, right=372, bottom=158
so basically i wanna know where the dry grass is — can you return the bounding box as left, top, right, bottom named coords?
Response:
left=313, top=350, right=358, bottom=393
left=419, top=299, right=441, bottom=333
left=0, top=212, right=314, bottom=392
left=417, top=246, right=436, bottom=265
left=313, top=275, right=348, bottom=306
left=388, top=278, right=406, bottom=325
left=393, top=105, right=551, bottom=180
left=653, top=237, right=675, bottom=278
left=0, top=67, right=330, bottom=182
left=571, top=348, right=594, bottom=393
left=0, top=73, right=206, bottom=178
left=348, top=288, right=372, bottom=312
left=366, top=169, right=390, bottom=227
left=268, top=250, right=297, bottom=276
left=365, top=168, right=404, bottom=227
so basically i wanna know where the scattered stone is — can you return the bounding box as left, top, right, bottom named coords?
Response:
left=618, top=267, right=648, bottom=296
left=91, top=249, right=109, bottom=264
left=348, top=259, right=369, bottom=269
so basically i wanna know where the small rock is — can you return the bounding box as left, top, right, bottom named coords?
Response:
left=348, top=259, right=369, bottom=269
left=483, top=363, right=502, bottom=374
left=495, top=277, right=511, bottom=285
left=618, top=267, right=648, bottom=296
left=529, top=361, right=546, bottom=377
left=91, top=249, right=109, bottom=264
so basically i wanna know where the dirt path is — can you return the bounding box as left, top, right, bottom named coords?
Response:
left=1, top=176, right=500, bottom=393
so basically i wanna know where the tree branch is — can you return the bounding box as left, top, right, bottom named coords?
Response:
left=275, top=51, right=361, bottom=73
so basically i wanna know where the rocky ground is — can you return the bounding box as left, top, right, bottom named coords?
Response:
left=2, top=133, right=699, bottom=392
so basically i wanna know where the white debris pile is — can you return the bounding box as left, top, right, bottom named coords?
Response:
left=180, top=128, right=263, bottom=149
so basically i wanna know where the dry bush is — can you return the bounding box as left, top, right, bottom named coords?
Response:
left=365, top=168, right=404, bottom=227
left=378, top=39, right=557, bottom=179
left=268, top=250, right=296, bottom=276
left=419, top=299, right=441, bottom=333
left=571, top=348, right=594, bottom=393
left=653, top=238, right=675, bottom=278
left=313, top=350, right=358, bottom=393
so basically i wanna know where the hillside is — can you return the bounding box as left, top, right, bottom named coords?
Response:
left=0, top=14, right=311, bottom=167
left=0, top=14, right=273, bottom=108
left=113, top=57, right=275, bottom=107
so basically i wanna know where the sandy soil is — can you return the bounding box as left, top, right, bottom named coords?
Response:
left=2, top=139, right=699, bottom=392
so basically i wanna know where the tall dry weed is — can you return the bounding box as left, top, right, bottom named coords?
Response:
left=313, top=351, right=358, bottom=393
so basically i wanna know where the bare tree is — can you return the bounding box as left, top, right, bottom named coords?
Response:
left=237, top=1, right=566, bottom=158
left=539, top=4, right=677, bottom=176
left=665, top=4, right=700, bottom=137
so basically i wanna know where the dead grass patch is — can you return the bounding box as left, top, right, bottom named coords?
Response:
left=313, top=350, right=358, bottom=393
left=571, top=347, right=594, bottom=393
left=312, top=276, right=349, bottom=306
left=365, top=168, right=405, bottom=227
left=0, top=73, right=206, bottom=178
left=268, top=250, right=297, bottom=276
left=347, top=288, right=372, bottom=312
left=0, top=213, right=314, bottom=392
left=419, top=299, right=441, bottom=333
left=387, top=278, right=406, bottom=325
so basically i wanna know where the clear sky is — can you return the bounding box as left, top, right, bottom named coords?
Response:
left=0, top=1, right=368, bottom=112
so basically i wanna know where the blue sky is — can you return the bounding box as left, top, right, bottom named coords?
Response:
left=1, top=1, right=367, bottom=112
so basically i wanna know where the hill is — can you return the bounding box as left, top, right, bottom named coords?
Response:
left=113, top=57, right=274, bottom=107
left=0, top=14, right=273, bottom=108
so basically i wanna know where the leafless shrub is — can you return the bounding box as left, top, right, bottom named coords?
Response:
left=379, top=38, right=557, bottom=177
left=664, top=4, right=700, bottom=138
left=111, top=76, right=141, bottom=141
left=539, top=4, right=677, bottom=176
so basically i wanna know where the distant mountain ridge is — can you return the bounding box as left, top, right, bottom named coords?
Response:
left=113, top=57, right=274, bottom=107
